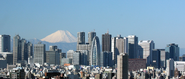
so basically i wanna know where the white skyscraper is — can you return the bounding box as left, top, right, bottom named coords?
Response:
left=138, top=40, right=155, bottom=66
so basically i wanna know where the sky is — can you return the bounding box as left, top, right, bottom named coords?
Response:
left=0, top=0, right=185, bottom=49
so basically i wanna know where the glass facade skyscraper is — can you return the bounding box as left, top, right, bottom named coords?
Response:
left=165, top=43, right=179, bottom=61
left=128, top=35, right=138, bottom=58
left=0, top=35, right=10, bottom=52
left=90, top=36, right=100, bottom=66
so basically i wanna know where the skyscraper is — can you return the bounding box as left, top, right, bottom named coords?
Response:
left=159, top=49, right=167, bottom=68
left=13, top=35, right=33, bottom=65
left=34, top=43, right=45, bottom=65
left=90, top=36, right=100, bottom=66
left=27, top=42, right=33, bottom=58
left=102, top=32, right=111, bottom=52
left=165, top=43, right=179, bottom=61
left=13, top=35, right=21, bottom=65
left=138, top=40, right=155, bottom=66
left=0, top=35, right=10, bottom=52
left=77, top=32, right=85, bottom=50
left=128, top=35, right=138, bottom=58
left=151, top=49, right=161, bottom=69
left=116, top=37, right=128, bottom=54
left=100, top=51, right=112, bottom=67
left=117, top=53, right=128, bottom=79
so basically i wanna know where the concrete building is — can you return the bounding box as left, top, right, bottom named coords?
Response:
left=67, top=50, right=75, bottom=59
left=117, top=53, right=128, bottom=79
left=174, top=61, right=185, bottom=72
left=73, top=51, right=81, bottom=65
left=60, top=58, right=72, bottom=66
left=151, top=49, right=161, bottom=69
left=159, top=49, right=167, bottom=68
left=102, top=32, right=111, bottom=52
left=80, top=50, right=88, bottom=65
left=165, top=43, right=179, bottom=61
left=0, top=35, right=10, bottom=52
left=0, top=58, right=7, bottom=68
left=116, top=37, right=128, bottom=54
left=27, top=42, right=33, bottom=58
left=128, top=35, right=138, bottom=58
left=128, top=59, right=146, bottom=71
left=111, top=35, right=124, bottom=67
left=46, top=51, right=60, bottom=65
left=138, top=40, right=155, bottom=66
left=166, top=58, right=174, bottom=78
left=34, top=43, right=45, bottom=65
left=0, top=52, right=13, bottom=65
left=90, top=36, right=100, bottom=66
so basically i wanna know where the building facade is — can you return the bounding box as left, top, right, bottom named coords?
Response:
left=117, top=53, right=128, bottom=79
left=0, top=35, right=10, bottom=52
left=151, top=49, right=161, bottom=69
left=100, top=51, right=112, bottom=67
left=165, top=43, right=179, bottom=61
left=102, top=32, right=111, bottom=52
left=138, top=40, right=155, bottom=66
left=128, top=35, right=138, bottom=58
left=34, top=43, right=45, bottom=65
left=90, top=36, right=100, bottom=66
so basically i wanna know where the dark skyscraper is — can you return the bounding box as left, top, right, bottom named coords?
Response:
left=102, top=32, right=111, bottom=52
left=128, top=35, right=138, bottom=58
left=165, top=43, right=179, bottom=61
left=0, top=35, right=11, bottom=52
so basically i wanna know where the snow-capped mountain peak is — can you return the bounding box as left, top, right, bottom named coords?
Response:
left=41, top=30, right=77, bottom=43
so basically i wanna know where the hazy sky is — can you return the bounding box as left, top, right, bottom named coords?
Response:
left=0, top=0, right=185, bottom=48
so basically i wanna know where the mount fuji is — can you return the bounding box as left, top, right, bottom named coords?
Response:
left=41, top=30, right=77, bottom=43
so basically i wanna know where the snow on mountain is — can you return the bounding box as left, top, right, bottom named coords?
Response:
left=41, top=30, right=77, bottom=43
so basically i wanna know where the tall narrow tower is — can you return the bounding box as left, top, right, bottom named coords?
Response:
left=128, top=35, right=138, bottom=58
left=117, top=53, right=128, bottom=79
left=102, top=32, right=111, bottom=52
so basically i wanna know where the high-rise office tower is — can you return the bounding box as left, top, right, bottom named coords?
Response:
left=100, top=51, right=112, bottom=67
left=13, top=35, right=21, bottom=65
left=159, top=49, right=167, bottom=68
left=117, top=53, right=128, bottom=79
left=138, top=40, right=155, bottom=66
left=151, top=49, right=161, bottom=69
left=77, top=32, right=85, bottom=44
left=34, top=43, right=45, bottom=65
left=0, top=35, right=10, bottom=52
left=21, top=39, right=28, bottom=61
left=165, top=43, right=179, bottom=61
left=102, top=32, right=111, bottom=52
left=128, top=35, right=138, bottom=58
left=90, top=36, right=100, bottom=66
left=27, top=42, right=33, bottom=58
left=116, top=37, right=128, bottom=54
left=111, top=35, right=125, bottom=66
left=13, top=35, right=33, bottom=65
left=46, top=46, right=60, bottom=65
left=88, top=32, right=96, bottom=45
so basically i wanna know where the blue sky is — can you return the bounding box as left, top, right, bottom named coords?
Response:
left=0, top=0, right=185, bottom=48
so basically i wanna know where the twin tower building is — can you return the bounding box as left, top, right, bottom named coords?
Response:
left=76, top=31, right=138, bottom=67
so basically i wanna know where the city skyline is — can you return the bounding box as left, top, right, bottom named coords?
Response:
left=0, top=1, right=185, bottom=49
